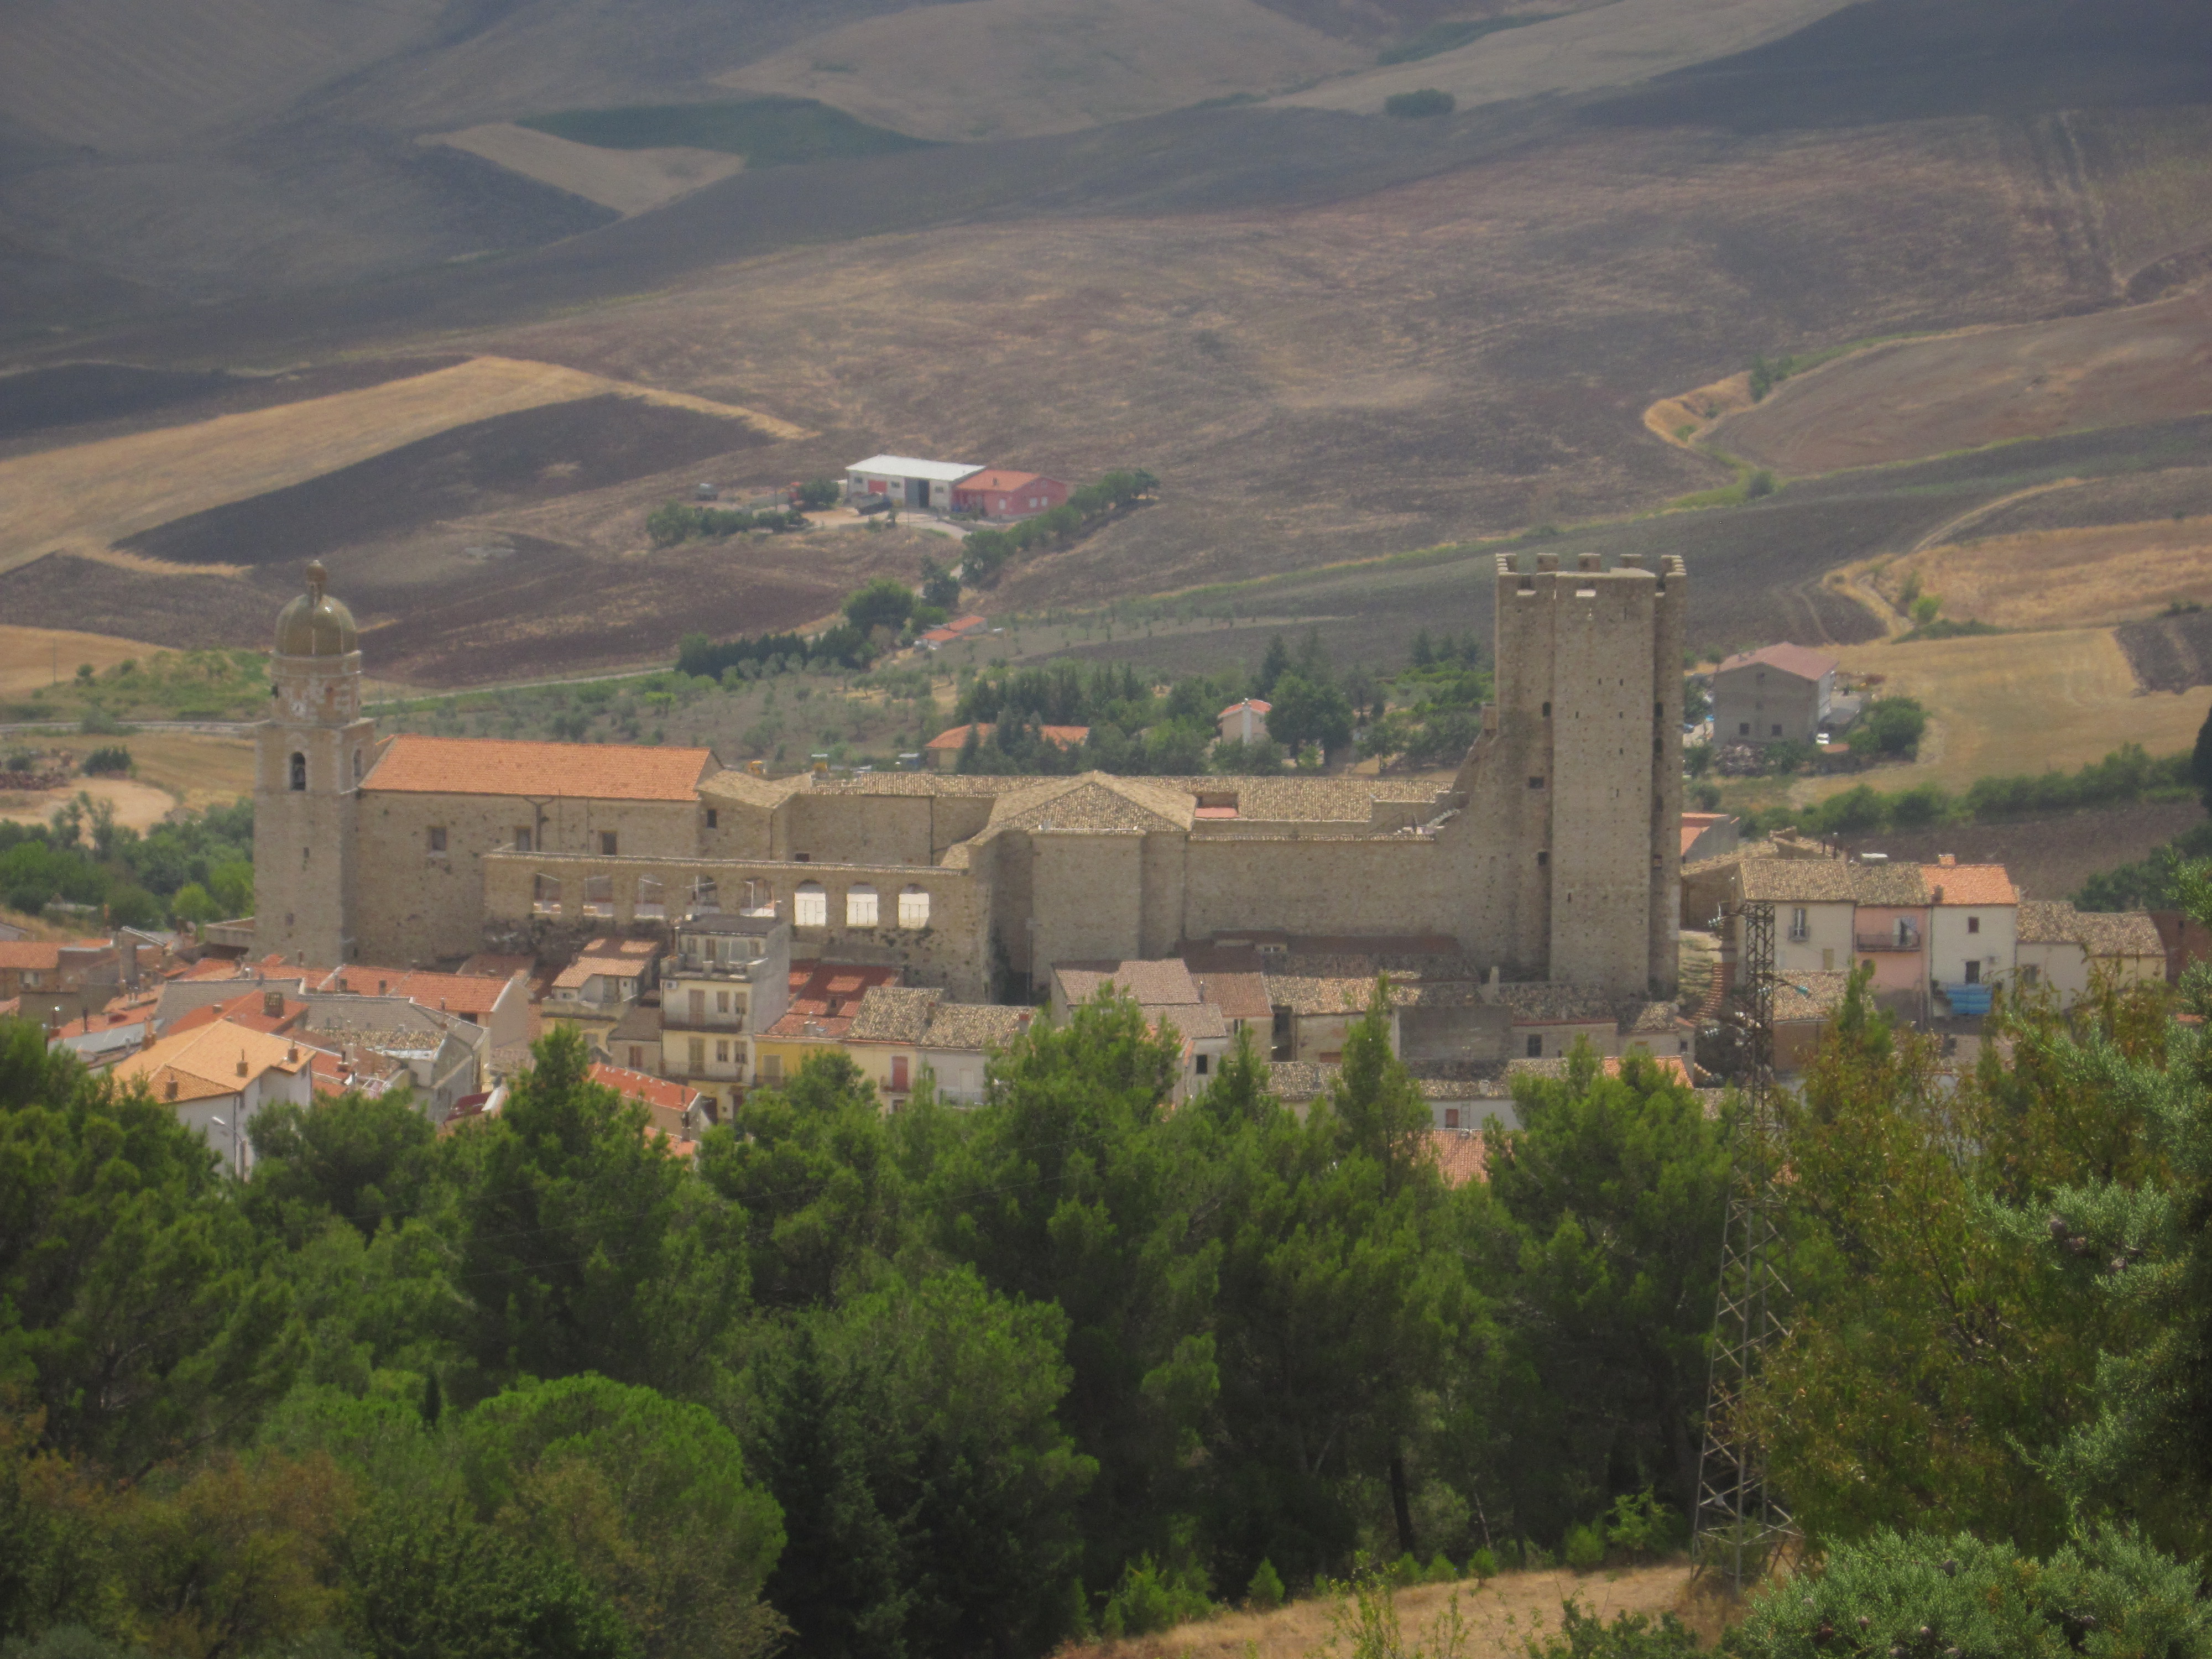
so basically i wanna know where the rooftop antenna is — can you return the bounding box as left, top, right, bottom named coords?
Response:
left=1693, top=896, right=1796, bottom=1594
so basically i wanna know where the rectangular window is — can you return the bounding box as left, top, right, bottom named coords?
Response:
left=1526, top=1034, right=1543, bottom=1058
left=1194, top=1053, right=1209, bottom=1077
left=1528, top=775, right=1545, bottom=790
left=2022, top=964, right=2039, bottom=985
left=1444, top=1108, right=1461, bottom=1129
left=689, top=989, right=706, bottom=1024
left=688, top=1037, right=706, bottom=1072
left=515, top=826, right=532, bottom=852
left=716, top=990, right=731, bottom=1014
left=628, top=1046, right=643, bottom=1070
left=705, top=808, right=718, bottom=829
left=427, top=827, right=447, bottom=853
left=716, top=1040, right=730, bottom=1063
left=1966, top=915, right=1980, bottom=934
left=1963, top=961, right=1981, bottom=984
left=891, top=1056, right=910, bottom=1092
left=599, top=831, right=618, bottom=856
left=1771, top=723, right=1783, bottom=737
left=1739, top=722, right=1751, bottom=736
left=763, top=1054, right=782, bottom=1083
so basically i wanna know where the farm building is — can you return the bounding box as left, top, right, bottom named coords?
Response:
left=1218, top=698, right=1271, bottom=745
left=844, top=454, right=982, bottom=512
left=951, top=469, right=1070, bottom=519
left=1713, top=643, right=1837, bottom=745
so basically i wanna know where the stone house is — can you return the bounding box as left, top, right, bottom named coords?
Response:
left=588, top=1061, right=709, bottom=1149
left=111, top=1018, right=314, bottom=1175
left=1217, top=700, right=1271, bottom=746
left=1713, top=643, right=1837, bottom=745
left=2016, top=902, right=2167, bottom=1003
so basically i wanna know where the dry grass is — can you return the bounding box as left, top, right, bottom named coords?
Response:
left=0, top=775, right=178, bottom=835
left=0, top=356, right=808, bottom=576
left=1794, top=626, right=2212, bottom=799
left=26, top=732, right=258, bottom=815
left=1712, top=287, right=2212, bottom=474
left=1881, top=517, right=2212, bottom=629
left=1276, top=0, right=1854, bottom=115
left=0, top=625, right=173, bottom=698
left=717, top=0, right=1364, bottom=143
left=425, top=126, right=745, bottom=215
left=1060, top=1566, right=1699, bottom=1659
left=1644, top=372, right=1755, bottom=449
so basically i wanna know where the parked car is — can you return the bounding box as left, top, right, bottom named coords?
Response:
left=853, top=493, right=895, bottom=516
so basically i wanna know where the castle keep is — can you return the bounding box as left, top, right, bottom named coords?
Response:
left=255, top=552, right=1685, bottom=1000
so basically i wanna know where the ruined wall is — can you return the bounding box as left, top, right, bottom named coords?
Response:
left=479, top=851, right=995, bottom=1000
left=356, top=794, right=697, bottom=966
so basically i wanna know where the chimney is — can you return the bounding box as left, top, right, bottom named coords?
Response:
left=165, top=1077, right=178, bottom=1100
left=263, top=990, right=284, bottom=1018
left=286, top=1044, right=299, bottom=1063
left=1937, top=853, right=1957, bottom=867
left=236, top=1050, right=249, bottom=1078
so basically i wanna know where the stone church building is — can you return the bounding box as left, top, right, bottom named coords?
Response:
left=255, top=552, right=1686, bottom=1002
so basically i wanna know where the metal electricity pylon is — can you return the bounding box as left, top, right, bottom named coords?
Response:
left=1692, top=898, right=1794, bottom=1594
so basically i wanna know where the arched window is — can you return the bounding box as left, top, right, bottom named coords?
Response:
left=636, top=878, right=666, bottom=920
left=846, top=884, right=879, bottom=927
left=898, top=885, right=931, bottom=928
left=793, top=881, right=827, bottom=928
left=691, top=877, right=721, bottom=914
left=351, top=748, right=363, bottom=784
left=742, top=878, right=774, bottom=915
left=289, top=752, right=306, bottom=791
left=533, top=874, right=562, bottom=916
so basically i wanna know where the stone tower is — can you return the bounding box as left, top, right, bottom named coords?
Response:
left=254, top=562, right=374, bottom=966
left=1483, top=550, right=1684, bottom=997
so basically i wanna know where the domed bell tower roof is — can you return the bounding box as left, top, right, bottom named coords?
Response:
left=274, top=561, right=358, bottom=658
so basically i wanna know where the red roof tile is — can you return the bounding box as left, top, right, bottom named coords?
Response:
left=363, top=734, right=713, bottom=802
left=588, top=1062, right=704, bottom=1118
left=1919, top=863, right=2019, bottom=906
left=1717, top=643, right=1839, bottom=681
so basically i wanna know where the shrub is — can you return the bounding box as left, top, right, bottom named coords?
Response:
left=1466, top=1547, right=1498, bottom=1582
left=1521, top=1599, right=1699, bottom=1657
left=1601, top=1489, right=1674, bottom=1561
left=1099, top=1556, right=1212, bottom=1639
left=796, top=478, right=841, bottom=509
left=1389, top=1552, right=1425, bottom=1587
left=1424, top=1552, right=1458, bottom=1583
left=80, top=747, right=131, bottom=776
left=1858, top=696, right=1927, bottom=758
left=1246, top=1558, right=1285, bottom=1610
left=1731, top=1527, right=2212, bottom=1659
left=1910, top=593, right=1941, bottom=625
left=1745, top=468, right=1776, bottom=498
left=1384, top=88, right=1455, bottom=117
left=1562, top=1522, right=1605, bottom=1572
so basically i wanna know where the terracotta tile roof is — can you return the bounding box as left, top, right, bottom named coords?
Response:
left=168, top=991, right=308, bottom=1037
left=844, top=985, right=943, bottom=1044
left=1773, top=971, right=1855, bottom=1022
left=1425, top=1130, right=1490, bottom=1187
left=2017, top=900, right=2079, bottom=945
left=1849, top=863, right=1928, bottom=905
left=925, top=722, right=1089, bottom=752
left=1219, top=698, right=1272, bottom=718
left=113, top=1018, right=309, bottom=1099
left=362, top=734, right=714, bottom=802
left=918, top=1002, right=1032, bottom=1051
left=459, top=952, right=537, bottom=982
left=1262, top=974, right=1383, bottom=1016
left=784, top=961, right=901, bottom=1019
left=1056, top=958, right=1202, bottom=1008
left=314, top=966, right=518, bottom=1014
left=2070, top=909, right=2163, bottom=959
left=1920, top=862, right=2019, bottom=906
left=956, top=470, right=1047, bottom=494
left=1498, top=983, right=1617, bottom=1024
left=1193, top=972, right=1271, bottom=1021
left=1717, top=643, right=1838, bottom=681
left=1157, top=775, right=1442, bottom=822
left=1738, top=858, right=1858, bottom=902
left=589, top=1062, right=704, bottom=1118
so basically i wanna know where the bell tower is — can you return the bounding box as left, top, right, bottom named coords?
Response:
left=254, top=561, right=374, bottom=966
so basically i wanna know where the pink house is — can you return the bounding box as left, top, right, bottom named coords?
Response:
left=951, top=469, right=1069, bottom=519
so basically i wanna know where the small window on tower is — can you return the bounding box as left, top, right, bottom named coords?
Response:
left=289, top=752, right=306, bottom=791
left=1541, top=701, right=1551, bottom=717
left=352, top=749, right=363, bottom=783
left=1537, top=850, right=1549, bottom=866
left=1525, top=1034, right=1543, bottom=1058
left=706, top=808, right=719, bottom=830
left=1528, top=775, right=1545, bottom=790
left=427, top=827, right=447, bottom=854
left=599, top=831, right=619, bottom=857
left=514, top=827, right=533, bottom=852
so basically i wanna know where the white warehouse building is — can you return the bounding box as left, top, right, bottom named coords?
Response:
left=845, top=454, right=983, bottom=512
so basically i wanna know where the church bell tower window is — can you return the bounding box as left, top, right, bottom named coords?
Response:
left=290, top=752, right=307, bottom=791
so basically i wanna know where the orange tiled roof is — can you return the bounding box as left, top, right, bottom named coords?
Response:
left=0, top=942, right=65, bottom=971
left=1920, top=862, right=2019, bottom=906
left=112, top=1018, right=309, bottom=1099
left=588, top=1062, right=703, bottom=1117
left=784, top=961, right=901, bottom=1019
left=1717, top=643, right=1838, bottom=681
left=1425, top=1130, right=1489, bottom=1187
left=362, top=734, right=714, bottom=802
left=924, top=722, right=1088, bottom=752
left=316, top=965, right=517, bottom=1014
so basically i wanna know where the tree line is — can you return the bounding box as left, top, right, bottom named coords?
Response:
left=9, top=866, right=2212, bottom=1656
left=956, top=471, right=1156, bottom=589
left=0, top=799, right=253, bottom=931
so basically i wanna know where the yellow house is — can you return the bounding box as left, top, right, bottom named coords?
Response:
left=748, top=962, right=900, bottom=1089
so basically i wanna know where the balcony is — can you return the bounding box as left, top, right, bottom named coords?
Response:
left=1855, top=929, right=1923, bottom=952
